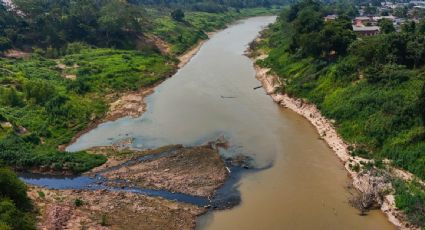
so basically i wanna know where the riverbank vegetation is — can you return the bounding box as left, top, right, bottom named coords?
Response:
left=0, top=1, right=281, bottom=175
left=0, top=167, right=35, bottom=229
left=254, top=0, right=425, bottom=226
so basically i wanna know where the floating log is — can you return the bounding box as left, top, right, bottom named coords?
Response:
left=221, top=96, right=236, bottom=99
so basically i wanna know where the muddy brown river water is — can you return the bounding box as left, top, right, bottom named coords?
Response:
left=67, top=16, right=396, bottom=229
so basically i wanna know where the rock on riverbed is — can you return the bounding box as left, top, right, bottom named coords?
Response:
left=29, top=187, right=206, bottom=230
left=97, top=144, right=229, bottom=197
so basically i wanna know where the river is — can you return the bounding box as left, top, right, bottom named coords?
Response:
left=43, top=16, right=395, bottom=229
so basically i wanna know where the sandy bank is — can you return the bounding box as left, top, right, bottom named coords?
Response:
left=251, top=53, right=420, bottom=230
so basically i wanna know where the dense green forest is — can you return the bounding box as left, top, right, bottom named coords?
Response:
left=130, top=0, right=284, bottom=11
left=254, top=0, right=425, bottom=226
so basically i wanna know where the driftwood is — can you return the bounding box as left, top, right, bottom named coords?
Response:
left=220, top=96, right=236, bottom=99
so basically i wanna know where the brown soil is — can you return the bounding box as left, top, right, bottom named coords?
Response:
left=97, top=145, right=228, bottom=197
left=29, top=187, right=206, bottom=230
left=145, top=35, right=172, bottom=55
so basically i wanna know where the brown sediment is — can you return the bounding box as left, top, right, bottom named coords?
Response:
left=92, top=144, right=228, bottom=198
left=28, top=186, right=206, bottom=230
left=249, top=50, right=422, bottom=230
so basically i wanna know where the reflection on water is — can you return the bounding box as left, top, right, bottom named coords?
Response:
left=67, top=17, right=395, bottom=230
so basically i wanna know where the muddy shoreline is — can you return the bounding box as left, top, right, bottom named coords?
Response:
left=249, top=51, right=420, bottom=230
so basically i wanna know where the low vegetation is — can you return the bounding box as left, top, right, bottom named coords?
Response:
left=255, top=0, right=425, bottom=227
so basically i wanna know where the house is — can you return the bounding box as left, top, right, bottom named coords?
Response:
left=372, top=16, right=396, bottom=22
left=352, top=25, right=380, bottom=36
left=354, top=16, right=372, bottom=26
left=324, top=14, right=338, bottom=22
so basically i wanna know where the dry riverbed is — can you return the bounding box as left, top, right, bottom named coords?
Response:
left=97, top=145, right=228, bottom=197
left=29, top=187, right=206, bottom=230
left=31, top=141, right=232, bottom=229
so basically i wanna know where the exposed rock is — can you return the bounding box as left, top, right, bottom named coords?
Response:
left=29, top=187, right=205, bottom=230
left=100, top=145, right=228, bottom=197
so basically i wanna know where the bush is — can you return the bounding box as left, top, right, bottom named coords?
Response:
left=171, top=9, right=185, bottom=22
left=0, top=168, right=32, bottom=211
left=74, top=198, right=84, bottom=207
left=394, top=180, right=425, bottom=227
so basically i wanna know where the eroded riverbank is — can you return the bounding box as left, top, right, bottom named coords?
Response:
left=249, top=44, right=419, bottom=229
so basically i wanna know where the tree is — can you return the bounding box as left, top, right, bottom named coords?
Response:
left=319, top=17, right=356, bottom=56
left=293, top=7, right=323, bottom=34
left=171, top=9, right=185, bottom=22
left=419, top=82, right=425, bottom=126
left=0, top=37, right=11, bottom=51
left=402, top=21, right=416, bottom=34
left=393, top=6, right=408, bottom=18
left=418, top=18, right=425, bottom=34
left=23, top=80, right=56, bottom=105
left=98, top=0, right=142, bottom=46
left=0, top=168, right=32, bottom=211
left=378, top=19, right=395, bottom=34
left=0, top=88, right=23, bottom=107
left=406, top=36, right=425, bottom=67
left=364, top=6, right=377, bottom=15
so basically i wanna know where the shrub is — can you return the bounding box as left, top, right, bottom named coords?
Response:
left=74, top=198, right=84, bottom=207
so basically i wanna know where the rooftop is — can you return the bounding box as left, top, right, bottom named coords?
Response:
left=352, top=25, right=380, bottom=32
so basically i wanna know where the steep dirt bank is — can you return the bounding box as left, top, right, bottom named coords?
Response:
left=28, top=186, right=206, bottom=230
left=250, top=53, right=420, bottom=230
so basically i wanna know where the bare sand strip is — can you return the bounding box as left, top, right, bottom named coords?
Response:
left=252, top=54, right=420, bottom=230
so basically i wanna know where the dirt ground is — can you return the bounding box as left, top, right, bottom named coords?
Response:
left=29, top=187, right=206, bottom=230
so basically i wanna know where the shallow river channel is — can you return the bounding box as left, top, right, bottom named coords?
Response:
left=26, top=16, right=396, bottom=229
